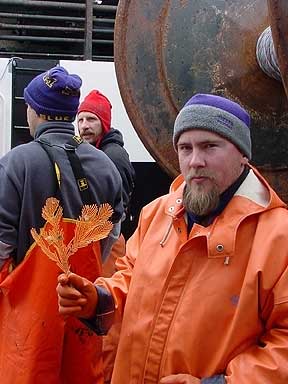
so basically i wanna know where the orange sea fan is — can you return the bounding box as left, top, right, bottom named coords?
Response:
left=31, top=197, right=114, bottom=274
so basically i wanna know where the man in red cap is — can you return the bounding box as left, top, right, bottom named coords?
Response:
left=77, top=90, right=135, bottom=231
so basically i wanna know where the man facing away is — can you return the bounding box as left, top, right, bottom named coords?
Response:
left=57, top=93, right=288, bottom=383
left=0, top=66, right=123, bottom=384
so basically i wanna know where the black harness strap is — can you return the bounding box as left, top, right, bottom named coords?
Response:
left=36, top=135, right=94, bottom=205
left=64, top=136, right=94, bottom=205
left=36, top=138, right=61, bottom=200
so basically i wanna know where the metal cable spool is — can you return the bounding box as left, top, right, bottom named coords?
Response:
left=114, top=0, right=288, bottom=202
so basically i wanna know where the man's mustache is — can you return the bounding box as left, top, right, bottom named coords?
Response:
left=186, top=171, right=215, bottom=182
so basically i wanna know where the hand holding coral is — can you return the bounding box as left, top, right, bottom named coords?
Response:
left=57, top=272, right=98, bottom=319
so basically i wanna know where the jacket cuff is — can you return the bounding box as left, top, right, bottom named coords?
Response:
left=81, top=285, right=115, bottom=335
left=201, top=375, right=226, bottom=384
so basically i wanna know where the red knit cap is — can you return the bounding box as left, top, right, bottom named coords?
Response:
left=78, top=90, right=112, bottom=136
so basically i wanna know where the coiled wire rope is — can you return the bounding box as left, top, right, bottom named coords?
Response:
left=256, top=26, right=282, bottom=82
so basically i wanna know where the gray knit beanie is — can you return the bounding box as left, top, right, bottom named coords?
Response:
left=173, top=93, right=252, bottom=159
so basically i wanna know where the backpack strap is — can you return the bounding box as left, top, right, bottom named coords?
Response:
left=64, top=136, right=94, bottom=205
left=36, top=135, right=94, bottom=205
left=35, top=137, right=61, bottom=199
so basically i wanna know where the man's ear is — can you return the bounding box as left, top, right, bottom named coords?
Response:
left=241, top=156, right=249, bottom=165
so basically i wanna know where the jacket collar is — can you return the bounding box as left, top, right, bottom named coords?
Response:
left=34, top=121, right=75, bottom=139
left=165, top=164, right=285, bottom=218
left=162, top=165, right=285, bottom=259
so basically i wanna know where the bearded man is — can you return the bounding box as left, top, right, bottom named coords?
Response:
left=57, top=93, right=288, bottom=384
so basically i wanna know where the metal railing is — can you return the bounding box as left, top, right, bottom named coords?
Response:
left=0, top=0, right=118, bottom=61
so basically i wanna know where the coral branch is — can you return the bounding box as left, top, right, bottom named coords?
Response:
left=30, top=197, right=114, bottom=274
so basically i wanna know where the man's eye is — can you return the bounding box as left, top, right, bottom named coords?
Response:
left=179, top=146, right=190, bottom=151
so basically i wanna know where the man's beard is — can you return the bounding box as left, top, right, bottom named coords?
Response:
left=183, top=174, right=220, bottom=216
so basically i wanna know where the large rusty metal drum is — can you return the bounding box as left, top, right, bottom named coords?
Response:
left=114, top=0, right=288, bottom=202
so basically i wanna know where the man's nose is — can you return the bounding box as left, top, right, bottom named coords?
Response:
left=80, top=119, right=89, bottom=129
left=188, top=150, right=206, bottom=168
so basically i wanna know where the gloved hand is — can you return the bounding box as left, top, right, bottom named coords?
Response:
left=159, top=374, right=201, bottom=384
left=57, top=272, right=98, bottom=319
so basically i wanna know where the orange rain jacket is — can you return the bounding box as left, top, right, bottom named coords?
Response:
left=0, top=220, right=104, bottom=384
left=96, top=167, right=288, bottom=383
left=102, top=233, right=126, bottom=383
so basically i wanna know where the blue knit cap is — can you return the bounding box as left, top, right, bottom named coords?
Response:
left=24, top=66, right=82, bottom=122
left=173, top=93, right=252, bottom=159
